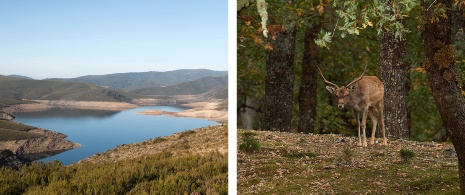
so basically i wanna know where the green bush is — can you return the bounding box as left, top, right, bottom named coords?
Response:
left=399, top=148, right=416, bottom=163
left=239, top=131, right=260, bottom=153
left=0, top=151, right=227, bottom=195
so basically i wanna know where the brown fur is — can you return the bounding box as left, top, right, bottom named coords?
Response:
left=326, top=76, right=387, bottom=147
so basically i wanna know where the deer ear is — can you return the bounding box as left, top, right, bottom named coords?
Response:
left=348, top=84, right=358, bottom=92
left=326, top=86, right=336, bottom=94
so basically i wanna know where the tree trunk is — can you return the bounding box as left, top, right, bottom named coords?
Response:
left=261, top=26, right=297, bottom=132
left=378, top=12, right=410, bottom=140
left=422, top=1, right=465, bottom=193
left=298, top=25, right=320, bottom=134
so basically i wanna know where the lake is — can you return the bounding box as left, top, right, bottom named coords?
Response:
left=14, top=106, right=218, bottom=165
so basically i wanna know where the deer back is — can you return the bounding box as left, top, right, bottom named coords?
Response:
left=346, top=76, right=384, bottom=111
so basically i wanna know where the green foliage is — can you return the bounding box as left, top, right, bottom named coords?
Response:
left=239, top=131, right=260, bottom=153
left=399, top=148, right=416, bottom=163
left=316, top=0, right=419, bottom=47
left=0, top=151, right=227, bottom=195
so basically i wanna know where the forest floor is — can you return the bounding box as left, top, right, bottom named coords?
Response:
left=237, top=129, right=459, bottom=194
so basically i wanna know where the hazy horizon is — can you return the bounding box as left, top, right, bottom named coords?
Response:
left=4, top=68, right=228, bottom=80
left=0, top=1, right=227, bottom=80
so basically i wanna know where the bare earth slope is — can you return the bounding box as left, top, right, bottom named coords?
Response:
left=238, top=130, right=459, bottom=194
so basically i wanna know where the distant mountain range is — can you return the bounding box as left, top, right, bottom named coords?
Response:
left=0, top=69, right=228, bottom=102
left=46, top=69, right=227, bottom=91
left=7, top=75, right=33, bottom=80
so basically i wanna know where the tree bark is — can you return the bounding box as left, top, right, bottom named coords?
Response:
left=298, top=25, right=320, bottom=134
left=261, top=26, right=297, bottom=132
left=422, top=1, right=465, bottom=193
left=378, top=27, right=410, bottom=140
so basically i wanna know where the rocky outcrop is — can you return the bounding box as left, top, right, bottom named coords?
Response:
left=0, top=112, right=14, bottom=120
left=0, top=128, right=81, bottom=155
left=0, top=149, right=31, bottom=170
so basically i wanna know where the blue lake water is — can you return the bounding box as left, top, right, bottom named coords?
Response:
left=14, top=106, right=218, bottom=165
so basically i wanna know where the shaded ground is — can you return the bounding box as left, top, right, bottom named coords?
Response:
left=238, top=130, right=459, bottom=194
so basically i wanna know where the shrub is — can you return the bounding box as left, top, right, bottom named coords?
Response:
left=399, top=148, right=416, bottom=163
left=239, top=131, right=260, bottom=153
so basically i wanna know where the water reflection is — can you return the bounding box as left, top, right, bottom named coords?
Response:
left=17, top=108, right=119, bottom=119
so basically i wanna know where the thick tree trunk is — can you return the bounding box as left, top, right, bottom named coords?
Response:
left=422, top=1, right=465, bottom=193
left=298, top=25, right=320, bottom=134
left=378, top=27, right=410, bottom=140
left=261, top=27, right=297, bottom=132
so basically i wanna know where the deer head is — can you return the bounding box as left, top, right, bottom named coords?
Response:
left=317, top=62, right=367, bottom=109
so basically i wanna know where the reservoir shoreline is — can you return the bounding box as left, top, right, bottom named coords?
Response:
left=2, top=100, right=222, bottom=165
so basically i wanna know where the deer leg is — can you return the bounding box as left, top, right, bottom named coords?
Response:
left=361, top=107, right=369, bottom=147
left=379, top=107, right=387, bottom=146
left=353, top=110, right=361, bottom=146
left=368, top=109, right=377, bottom=145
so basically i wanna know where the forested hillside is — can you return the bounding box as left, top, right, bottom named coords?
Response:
left=47, top=69, right=227, bottom=91
left=130, top=75, right=228, bottom=96
left=0, top=75, right=148, bottom=102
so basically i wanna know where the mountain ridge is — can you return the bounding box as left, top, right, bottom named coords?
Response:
left=0, top=75, right=157, bottom=103
left=129, top=75, right=227, bottom=96
left=45, top=69, right=227, bottom=91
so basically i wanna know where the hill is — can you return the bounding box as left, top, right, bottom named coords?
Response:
left=46, top=69, right=228, bottom=91
left=196, top=86, right=228, bottom=100
left=0, top=124, right=228, bottom=194
left=0, top=75, right=149, bottom=103
left=129, top=75, right=227, bottom=96
left=238, top=130, right=459, bottom=194
left=7, top=75, right=33, bottom=80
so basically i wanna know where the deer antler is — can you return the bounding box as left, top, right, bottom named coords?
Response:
left=346, top=59, right=368, bottom=87
left=317, top=65, right=339, bottom=88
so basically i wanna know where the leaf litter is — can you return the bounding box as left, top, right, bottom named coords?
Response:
left=238, top=129, right=459, bottom=194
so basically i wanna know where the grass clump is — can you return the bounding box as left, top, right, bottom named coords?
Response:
left=282, top=150, right=316, bottom=158
left=179, top=130, right=196, bottom=138
left=399, top=148, right=416, bottom=163
left=338, top=148, right=355, bottom=165
left=239, top=131, right=260, bottom=153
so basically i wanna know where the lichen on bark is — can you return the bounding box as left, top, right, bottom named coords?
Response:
left=256, top=0, right=268, bottom=38
left=433, top=44, right=455, bottom=69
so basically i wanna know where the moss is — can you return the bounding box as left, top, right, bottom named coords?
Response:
left=443, top=69, right=452, bottom=81
left=434, top=44, right=455, bottom=69
left=423, top=59, right=431, bottom=69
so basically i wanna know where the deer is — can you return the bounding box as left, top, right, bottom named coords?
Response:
left=317, top=62, right=387, bottom=147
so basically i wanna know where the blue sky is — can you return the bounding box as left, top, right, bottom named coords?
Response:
left=0, top=1, right=227, bottom=79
